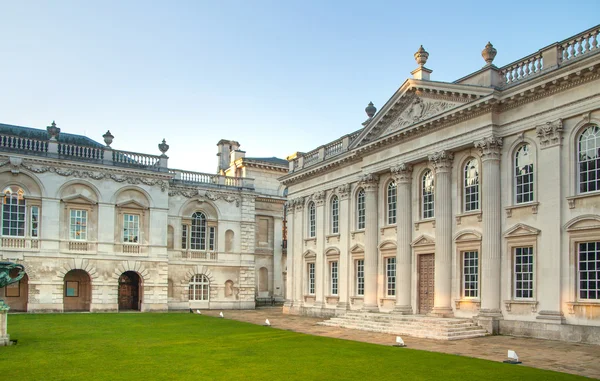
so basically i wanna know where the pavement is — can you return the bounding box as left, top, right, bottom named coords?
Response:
left=201, top=307, right=600, bottom=379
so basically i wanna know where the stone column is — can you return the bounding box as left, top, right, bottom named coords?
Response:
left=360, top=174, right=380, bottom=311
left=392, top=164, right=413, bottom=314
left=535, top=120, right=565, bottom=323
left=293, top=197, right=305, bottom=310
left=336, top=184, right=351, bottom=310
left=283, top=200, right=295, bottom=310
left=314, top=191, right=326, bottom=308
left=0, top=305, right=10, bottom=346
left=475, top=137, right=504, bottom=328
left=429, top=151, right=454, bottom=317
left=273, top=216, right=284, bottom=301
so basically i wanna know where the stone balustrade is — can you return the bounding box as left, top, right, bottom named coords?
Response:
left=0, top=135, right=48, bottom=153
left=169, top=169, right=254, bottom=190
left=112, top=149, right=161, bottom=168
left=179, top=250, right=219, bottom=261
left=559, top=26, right=599, bottom=62
left=59, top=143, right=104, bottom=160
left=499, top=52, right=543, bottom=85
left=289, top=129, right=362, bottom=172
left=1, top=237, right=39, bottom=250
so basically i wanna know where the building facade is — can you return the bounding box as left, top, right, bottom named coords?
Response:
left=281, top=25, right=600, bottom=343
left=0, top=126, right=286, bottom=312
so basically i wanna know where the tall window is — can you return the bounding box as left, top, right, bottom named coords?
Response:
left=464, top=159, right=479, bottom=211
left=331, top=196, right=339, bottom=234
left=578, top=126, right=600, bottom=194
left=2, top=187, right=26, bottom=237
left=330, top=261, right=338, bottom=295
left=181, top=225, right=188, bottom=249
left=422, top=170, right=434, bottom=219
left=357, top=189, right=365, bottom=230
left=308, top=202, right=316, bottom=238
left=69, top=210, right=88, bottom=240
left=208, top=226, right=215, bottom=251
left=189, top=274, right=210, bottom=301
left=387, top=181, right=397, bottom=225
left=386, top=257, right=396, bottom=296
left=579, top=242, right=599, bottom=300
left=30, top=206, right=39, bottom=238
left=190, top=212, right=207, bottom=250
left=123, top=214, right=140, bottom=243
left=515, top=144, right=534, bottom=203
left=463, top=251, right=479, bottom=298
left=514, top=247, right=534, bottom=299
left=356, top=259, right=364, bottom=296
left=308, top=263, right=315, bottom=295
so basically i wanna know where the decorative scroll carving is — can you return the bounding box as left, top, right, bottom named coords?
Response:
left=428, top=150, right=454, bottom=172
left=205, top=191, right=241, bottom=207
left=536, top=119, right=563, bottom=148
left=336, top=184, right=351, bottom=199
left=384, top=98, right=458, bottom=136
left=474, top=136, right=503, bottom=160
left=391, top=163, right=413, bottom=183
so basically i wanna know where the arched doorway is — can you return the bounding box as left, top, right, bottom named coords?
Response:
left=118, top=271, right=141, bottom=311
left=63, top=270, right=91, bottom=312
left=2, top=272, right=29, bottom=312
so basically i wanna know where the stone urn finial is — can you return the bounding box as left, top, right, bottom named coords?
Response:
left=482, top=42, right=497, bottom=66
left=102, top=130, right=114, bottom=147
left=365, top=102, right=376, bottom=118
left=46, top=120, right=60, bottom=140
left=414, top=45, right=429, bottom=67
left=158, top=138, right=169, bottom=157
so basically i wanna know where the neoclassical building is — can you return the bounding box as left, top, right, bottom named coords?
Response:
left=281, top=25, right=600, bottom=342
left=0, top=125, right=287, bottom=312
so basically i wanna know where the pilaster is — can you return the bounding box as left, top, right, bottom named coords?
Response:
left=293, top=197, right=305, bottom=308
left=283, top=200, right=295, bottom=309
left=313, top=191, right=326, bottom=308
left=359, top=173, right=380, bottom=311
left=336, top=184, right=351, bottom=310
left=273, top=216, right=284, bottom=300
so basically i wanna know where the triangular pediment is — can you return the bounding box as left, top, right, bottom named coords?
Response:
left=61, top=194, right=97, bottom=205
left=411, top=234, right=435, bottom=247
left=303, top=250, right=316, bottom=259
left=350, top=79, right=492, bottom=149
left=503, top=223, right=540, bottom=238
left=116, top=199, right=149, bottom=209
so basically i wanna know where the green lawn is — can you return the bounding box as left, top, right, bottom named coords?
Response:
left=0, top=313, right=588, bottom=380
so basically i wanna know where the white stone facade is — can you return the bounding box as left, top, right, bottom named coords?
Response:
left=281, top=25, right=600, bottom=343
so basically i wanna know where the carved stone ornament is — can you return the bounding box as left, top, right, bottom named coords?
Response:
left=312, top=190, right=326, bottom=206
left=206, top=191, right=241, bottom=207
left=536, top=119, right=563, bottom=148
left=414, top=45, right=429, bottom=67
left=337, top=183, right=351, bottom=199
left=391, top=163, right=413, bottom=183
left=384, top=97, right=458, bottom=136
left=103, top=130, right=114, bottom=147
left=428, top=150, right=454, bottom=172
left=474, top=136, right=503, bottom=160
left=294, top=197, right=305, bottom=211
left=158, top=139, right=169, bottom=157
left=358, top=173, right=379, bottom=191
left=9, top=157, right=23, bottom=175
left=481, top=42, right=497, bottom=66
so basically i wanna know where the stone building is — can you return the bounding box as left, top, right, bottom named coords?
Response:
left=281, top=25, right=600, bottom=343
left=0, top=124, right=286, bottom=312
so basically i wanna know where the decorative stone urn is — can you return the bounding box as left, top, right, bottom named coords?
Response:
left=482, top=42, right=497, bottom=66
left=103, top=130, right=114, bottom=147
left=0, top=262, right=25, bottom=346
left=365, top=102, right=377, bottom=118
left=414, top=45, right=429, bottom=67
left=46, top=121, right=60, bottom=140
left=158, top=139, right=169, bottom=157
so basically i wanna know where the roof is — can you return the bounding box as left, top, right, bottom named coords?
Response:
left=244, top=156, right=288, bottom=167
left=0, top=123, right=105, bottom=148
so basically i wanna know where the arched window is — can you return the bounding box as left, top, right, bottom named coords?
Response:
left=2, top=186, right=26, bottom=237
left=578, top=125, right=600, bottom=194
left=357, top=189, right=365, bottom=230
left=422, top=170, right=434, bottom=219
left=387, top=181, right=397, bottom=225
left=189, top=274, right=210, bottom=301
left=331, top=196, right=339, bottom=234
left=190, top=212, right=207, bottom=250
left=515, top=144, right=534, bottom=203
left=464, top=159, right=479, bottom=212
left=308, top=202, right=316, bottom=238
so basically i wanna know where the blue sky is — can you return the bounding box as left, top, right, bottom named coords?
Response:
left=1, top=1, right=598, bottom=173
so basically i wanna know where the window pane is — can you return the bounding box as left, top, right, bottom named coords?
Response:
left=579, top=241, right=600, bottom=300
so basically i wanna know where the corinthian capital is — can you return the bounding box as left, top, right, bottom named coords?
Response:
left=358, top=173, right=379, bottom=191
left=294, top=196, right=305, bottom=211
left=536, top=119, right=563, bottom=149
left=428, top=150, right=454, bottom=173
left=474, top=136, right=503, bottom=160
left=312, top=190, right=326, bottom=206
left=336, top=183, right=351, bottom=199
left=391, top=163, right=413, bottom=183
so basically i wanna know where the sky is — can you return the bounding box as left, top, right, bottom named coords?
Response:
left=1, top=1, right=599, bottom=173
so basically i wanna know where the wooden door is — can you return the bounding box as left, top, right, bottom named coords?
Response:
left=118, top=272, right=140, bottom=311
left=418, top=254, right=435, bottom=314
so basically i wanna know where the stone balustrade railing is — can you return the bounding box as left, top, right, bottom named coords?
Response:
left=499, top=52, right=543, bottom=85
left=112, top=149, right=161, bottom=168
left=289, top=129, right=362, bottom=172
left=179, top=251, right=219, bottom=261
left=1, top=237, right=39, bottom=250
left=170, top=169, right=254, bottom=190
left=59, top=143, right=104, bottom=160
left=0, top=134, right=48, bottom=153
left=559, top=26, right=599, bottom=62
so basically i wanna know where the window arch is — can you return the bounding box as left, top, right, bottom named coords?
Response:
left=189, top=274, right=210, bottom=301
left=331, top=195, right=339, bottom=234
left=463, top=159, right=479, bottom=212
left=190, top=212, right=207, bottom=250
left=2, top=186, right=26, bottom=237
left=578, top=125, right=600, bottom=194
left=422, top=170, right=434, bottom=219
left=515, top=144, right=534, bottom=203
left=357, top=189, right=365, bottom=230
left=387, top=181, right=397, bottom=225
left=308, top=202, right=316, bottom=238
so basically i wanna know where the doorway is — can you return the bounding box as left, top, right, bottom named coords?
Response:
left=118, top=271, right=141, bottom=311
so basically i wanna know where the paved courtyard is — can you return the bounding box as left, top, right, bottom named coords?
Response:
left=201, top=308, right=600, bottom=379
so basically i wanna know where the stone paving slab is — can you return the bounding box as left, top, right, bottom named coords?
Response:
left=201, top=308, right=600, bottom=379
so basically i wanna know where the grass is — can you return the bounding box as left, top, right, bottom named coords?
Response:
left=0, top=313, right=589, bottom=381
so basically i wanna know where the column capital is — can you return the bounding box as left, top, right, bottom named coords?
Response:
left=293, top=196, right=305, bottom=211
left=358, top=173, right=379, bottom=191
left=391, top=163, right=413, bottom=183
left=474, top=136, right=503, bottom=160
left=428, top=150, right=454, bottom=173
left=336, top=183, right=351, bottom=200
left=284, top=200, right=295, bottom=214
left=312, top=190, right=326, bottom=206
left=536, top=119, right=563, bottom=149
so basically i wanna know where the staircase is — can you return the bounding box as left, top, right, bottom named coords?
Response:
left=317, top=312, right=489, bottom=341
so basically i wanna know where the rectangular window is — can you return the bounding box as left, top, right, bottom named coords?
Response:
left=2, top=194, right=26, bottom=237
left=69, top=209, right=87, bottom=240
left=308, top=263, right=315, bottom=295
left=332, top=198, right=339, bottom=234
left=181, top=225, right=188, bottom=249
left=386, top=257, right=396, bottom=296
left=330, top=261, right=338, bottom=295
left=463, top=251, right=479, bottom=298
left=123, top=214, right=140, bottom=243
left=209, top=226, right=215, bottom=251
left=30, top=206, right=39, bottom=238
left=356, top=259, right=364, bottom=296
left=357, top=191, right=366, bottom=230
left=579, top=242, right=600, bottom=300
left=514, top=247, right=534, bottom=299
